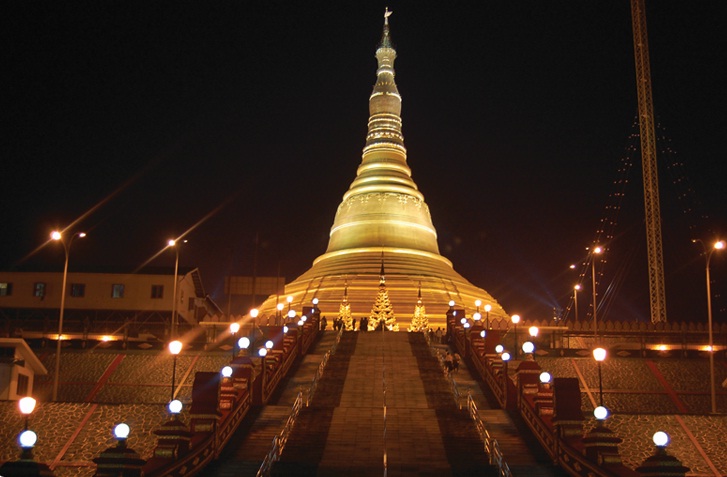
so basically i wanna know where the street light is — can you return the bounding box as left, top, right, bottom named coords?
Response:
left=574, top=284, right=581, bottom=322
left=593, top=347, right=607, bottom=406
left=484, top=304, right=492, bottom=329
left=168, top=340, right=183, bottom=402
left=693, top=238, right=724, bottom=414
left=230, top=322, right=240, bottom=359
left=18, top=397, right=36, bottom=430
left=511, top=315, right=520, bottom=358
left=590, top=246, right=604, bottom=341
left=167, top=239, right=186, bottom=339
left=50, top=230, right=86, bottom=402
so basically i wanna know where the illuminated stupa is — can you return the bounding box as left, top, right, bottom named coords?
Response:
left=256, top=10, right=508, bottom=328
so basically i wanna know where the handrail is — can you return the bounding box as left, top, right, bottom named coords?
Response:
left=466, top=393, right=512, bottom=477
left=257, top=328, right=343, bottom=476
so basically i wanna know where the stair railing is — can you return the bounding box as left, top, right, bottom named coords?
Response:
left=466, top=393, right=512, bottom=477
left=257, top=328, right=344, bottom=476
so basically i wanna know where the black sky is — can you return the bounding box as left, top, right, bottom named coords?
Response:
left=3, top=2, right=726, bottom=323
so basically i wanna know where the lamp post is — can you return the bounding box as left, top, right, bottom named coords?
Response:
left=168, top=340, right=182, bottom=402
left=484, top=304, right=492, bottom=330
left=574, top=284, right=581, bottom=322
left=511, top=315, right=520, bottom=358
left=167, top=239, right=186, bottom=339
left=18, top=396, right=36, bottom=431
left=593, top=347, right=607, bottom=406
left=693, top=239, right=724, bottom=414
left=590, top=246, right=603, bottom=341
left=50, top=230, right=86, bottom=402
left=229, top=322, right=240, bottom=359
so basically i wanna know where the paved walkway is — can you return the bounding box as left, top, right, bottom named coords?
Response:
left=274, top=331, right=494, bottom=476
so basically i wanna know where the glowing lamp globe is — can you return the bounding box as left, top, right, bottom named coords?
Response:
left=283, top=325, right=289, bottom=333
left=238, top=337, right=251, bottom=349
left=480, top=330, right=486, bottom=338
left=463, top=322, right=471, bottom=329
left=312, top=298, right=319, bottom=305
left=593, top=347, right=607, bottom=362
left=528, top=326, right=539, bottom=337
left=258, top=348, right=268, bottom=357
left=298, top=320, right=304, bottom=326
left=265, top=340, right=274, bottom=349
left=18, top=430, right=37, bottom=448
left=19, top=396, right=37, bottom=416
left=522, top=341, right=535, bottom=354
left=114, top=423, right=130, bottom=440
left=288, top=310, right=296, bottom=319
left=539, top=372, right=551, bottom=384
left=449, top=300, right=455, bottom=307
left=221, top=366, right=233, bottom=377
left=511, top=315, right=520, bottom=325
left=501, top=352, right=511, bottom=362
left=168, top=340, right=183, bottom=355
left=460, top=317, right=467, bottom=324
left=653, top=431, right=669, bottom=447
left=250, top=308, right=259, bottom=318
left=594, top=406, right=609, bottom=420
left=168, top=399, right=183, bottom=414
left=473, top=312, right=482, bottom=321
left=484, top=304, right=491, bottom=312
left=495, top=344, right=504, bottom=354
left=229, top=322, right=240, bottom=334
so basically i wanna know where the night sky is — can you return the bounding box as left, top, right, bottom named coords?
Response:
left=3, top=2, right=726, bottom=323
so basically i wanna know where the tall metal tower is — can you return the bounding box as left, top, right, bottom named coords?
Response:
left=630, top=0, right=668, bottom=323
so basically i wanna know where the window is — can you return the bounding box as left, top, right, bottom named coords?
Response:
left=112, top=284, right=125, bottom=298
left=16, top=374, right=29, bottom=396
left=34, top=282, right=46, bottom=298
left=151, top=285, right=164, bottom=299
left=0, top=282, right=12, bottom=296
left=70, top=283, right=85, bottom=297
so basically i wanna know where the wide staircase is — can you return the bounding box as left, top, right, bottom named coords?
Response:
left=208, top=331, right=566, bottom=476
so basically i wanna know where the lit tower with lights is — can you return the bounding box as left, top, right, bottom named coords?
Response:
left=256, top=9, right=507, bottom=328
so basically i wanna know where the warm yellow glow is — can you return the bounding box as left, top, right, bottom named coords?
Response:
left=277, top=303, right=284, bottom=311
left=51, top=231, right=62, bottom=241
left=473, top=312, right=482, bottom=321
left=593, top=246, right=603, bottom=254
left=574, top=284, right=581, bottom=291
left=715, top=240, right=725, bottom=251
left=528, top=326, right=539, bottom=337
left=593, top=347, right=607, bottom=362
left=168, top=340, right=183, bottom=355
left=100, top=335, right=115, bottom=342
left=475, top=299, right=482, bottom=307
left=229, top=323, right=240, bottom=334
left=238, top=337, right=250, bottom=349
left=286, top=295, right=293, bottom=304
left=250, top=308, right=259, bottom=318
left=167, top=239, right=176, bottom=247
left=449, top=300, right=455, bottom=307
left=701, top=345, right=714, bottom=352
left=484, top=304, right=492, bottom=312
left=656, top=344, right=669, bottom=351
left=18, top=397, right=36, bottom=415
left=511, top=314, right=520, bottom=324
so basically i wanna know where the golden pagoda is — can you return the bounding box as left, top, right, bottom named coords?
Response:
left=255, top=9, right=508, bottom=328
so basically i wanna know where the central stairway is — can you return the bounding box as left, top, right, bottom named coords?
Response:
left=273, top=332, right=495, bottom=476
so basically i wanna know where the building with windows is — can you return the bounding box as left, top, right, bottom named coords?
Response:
left=0, top=267, right=222, bottom=342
